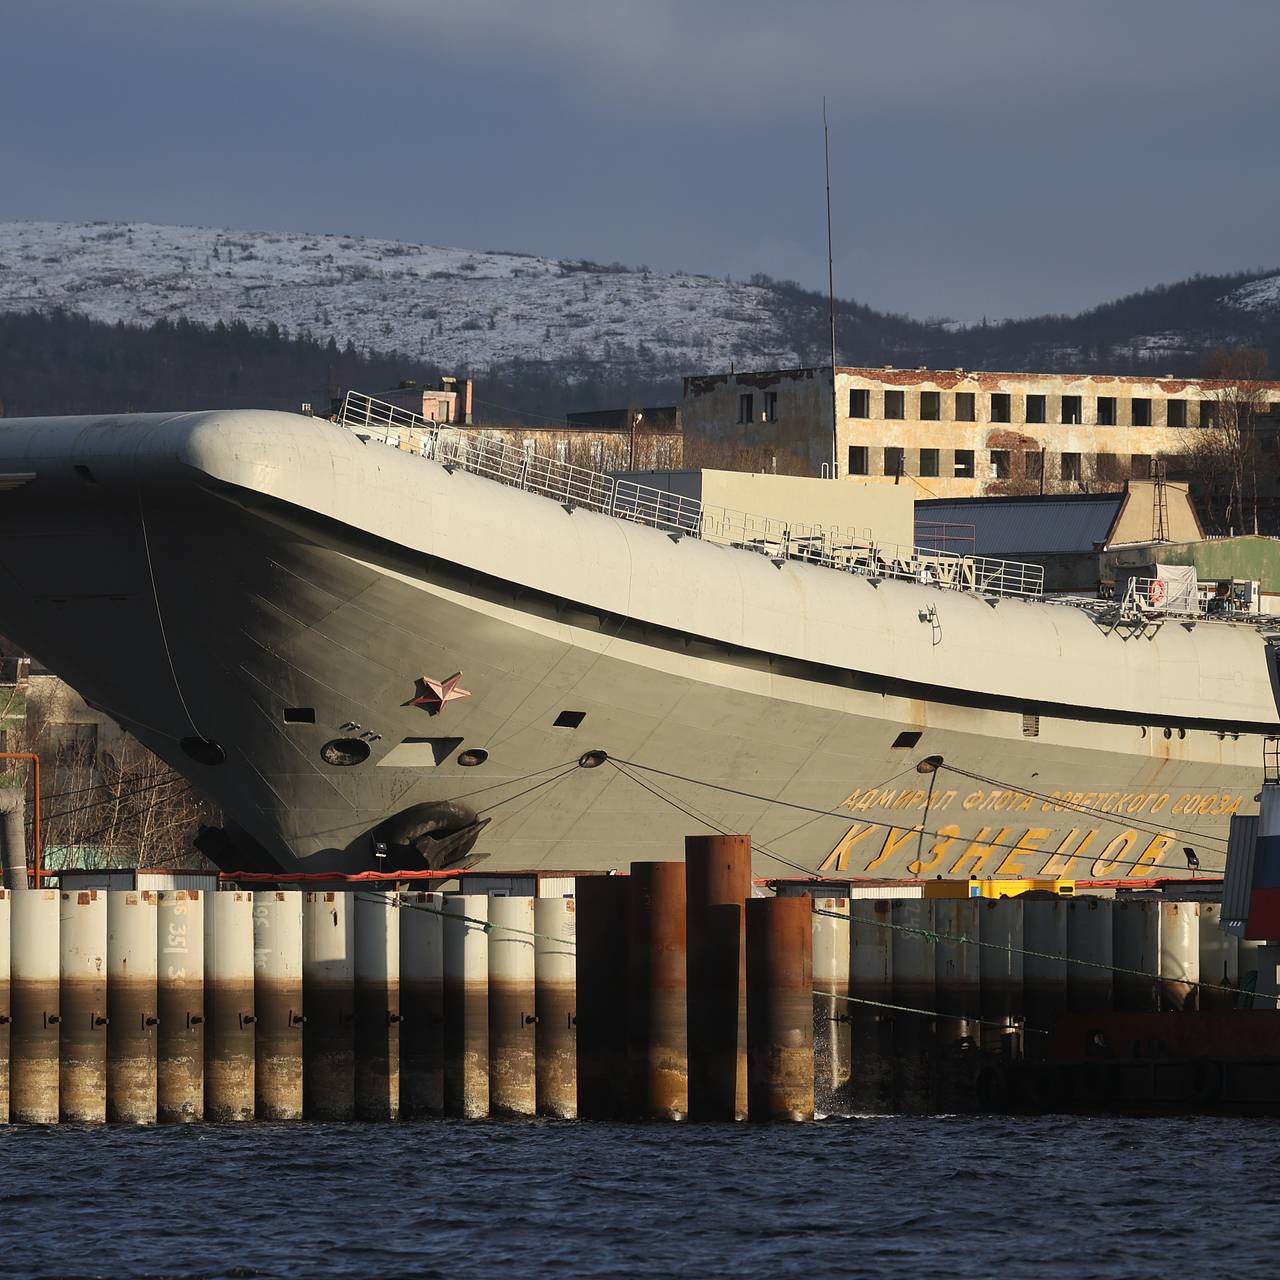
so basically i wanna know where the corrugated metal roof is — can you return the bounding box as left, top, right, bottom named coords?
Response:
left=916, top=494, right=1124, bottom=556
left=1221, top=813, right=1259, bottom=936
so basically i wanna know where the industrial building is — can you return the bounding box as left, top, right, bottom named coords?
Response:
left=682, top=366, right=1280, bottom=498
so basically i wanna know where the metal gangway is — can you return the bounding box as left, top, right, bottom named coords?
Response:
left=336, top=391, right=1046, bottom=603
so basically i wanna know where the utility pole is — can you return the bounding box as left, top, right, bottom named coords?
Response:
left=824, top=97, right=838, bottom=480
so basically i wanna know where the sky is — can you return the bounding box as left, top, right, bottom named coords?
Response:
left=3, top=0, right=1279, bottom=321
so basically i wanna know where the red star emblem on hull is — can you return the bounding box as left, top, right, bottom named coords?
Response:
left=407, top=671, right=471, bottom=716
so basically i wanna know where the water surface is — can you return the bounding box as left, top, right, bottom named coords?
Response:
left=3, top=1117, right=1271, bottom=1278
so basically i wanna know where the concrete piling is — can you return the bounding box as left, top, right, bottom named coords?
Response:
left=934, top=898, right=981, bottom=1109
left=157, top=890, right=203, bottom=1123
left=746, top=895, right=813, bottom=1122
left=399, top=891, right=444, bottom=1118
left=685, top=834, right=750, bottom=1121
left=848, top=900, right=894, bottom=1112
left=812, top=898, right=851, bottom=1113
left=106, top=890, right=158, bottom=1124
left=1065, top=897, right=1113, bottom=1014
left=11, top=889, right=59, bottom=1123
left=574, top=876, right=628, bottom=1120
left=252, top=891, right=303, bottom=1120
left=978, top=900, right=1024, bottom=1056
left=0, top=891, right=9, bottom=1123
left=302, top=891, right=355, bottom=1120
left=1022, top=899, right=1068, bottom=1052
left=1159, top=902, right=1200, bottom=1012
left=204, top=890, right=255, bottom=1122
left=443, top=894, right=489, bottom=1119
left=354, top=892, right=400, bottom=1121
left=488, top=895, right=536, bottom=1116
left=1113, top=900, right=1160, bottom=1012
left=891, top=900, right=937, bottom=1111
left=534, top=897, right=576, bottom=1118
left=59, top=889, right=107, bottom=1124
left=626, top=862, right=688, bottom=1120
left=1198, top=903, right=1239, bottom=1011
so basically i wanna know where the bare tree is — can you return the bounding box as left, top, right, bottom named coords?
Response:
left=1177, top=346, right=1269, bottom=534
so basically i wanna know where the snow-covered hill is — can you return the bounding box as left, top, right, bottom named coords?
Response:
left=0, top=220, right=802, bottom=376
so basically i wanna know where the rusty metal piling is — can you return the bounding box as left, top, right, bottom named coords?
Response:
left=59, top=889, right=107, bottom=1124
left=746, top=895, right=813, bottom=1121
left=157, top=890, right=203, bottom=1122
left=574, top=876, right=628, bottom=1120
left=685, top=834, right=750, bottom=1121
left=626, top=862, right=688, bottom=1120
left=106, top=890, right=158, bottom=1124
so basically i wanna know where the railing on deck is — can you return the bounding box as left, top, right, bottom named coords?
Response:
left=337, top=391, right=1046, bottom=602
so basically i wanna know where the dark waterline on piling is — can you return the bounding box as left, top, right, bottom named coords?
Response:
left=4, top=1116, right=1279, bottom=1279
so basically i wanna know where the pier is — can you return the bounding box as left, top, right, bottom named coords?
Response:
left=0, top=838, right=1273, bottom=1123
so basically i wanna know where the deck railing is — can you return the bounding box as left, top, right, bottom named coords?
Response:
left=337, top=391, right=1046, bottom=601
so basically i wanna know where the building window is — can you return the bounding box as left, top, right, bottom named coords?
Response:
left=884, top=390, right=905, bottom=420
left=991, top=393, right=1011, bottom=423
left=1025, top=450, right=1044, bottom=482
left=991, top=450, right=1011, bottom=479
left=1097, top=453, right=1122, bottom=481
left=1026, top=394, right=1046, bottom=424
left=920, top=391, right=941, bottom=421
left=1061, top=452, right=1082, bottom=482
left=848, top=445, right=868, bottom=475
left=1200, top=401, right=1217, bottom=428
left=919, top=448, right=939, bottom=477
left=737, top=393, right=754, bottom=424
left=1097, top=396, right=1117, bottom=426
left=954, top=449, right=975, bottom=479
left=1167, top=399, right=1187, bottom=428
left=954, top=392, right=976, bottom=422
left=1131, top=453, right=1152, bottom=478
left=764, top=391, right=778, bottom=423
left=1131, top=397, right=1151, bottom=427
left=849, top=388, right=870, bottom=418
left=884, top=446, right=905, bottom=477
left=1061, top=395, right=1082, bottom=425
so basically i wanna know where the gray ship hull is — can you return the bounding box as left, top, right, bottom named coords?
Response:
left=0, top=408, right=1273, bottom=882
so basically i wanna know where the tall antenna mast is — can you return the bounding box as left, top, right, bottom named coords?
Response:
left=823, top=96, right=838, bottom=479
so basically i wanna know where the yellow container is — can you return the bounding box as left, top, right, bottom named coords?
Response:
left=970, top=878, right=1075, bottom=899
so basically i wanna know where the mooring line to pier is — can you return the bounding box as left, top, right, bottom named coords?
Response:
left=355, top=889, right=579, bottom=949
left=812, top=904, right=1271, bottom=1008
left=606, top=756, right=1230, bottom=874
left=814, top=988, right=1050, bottom=1036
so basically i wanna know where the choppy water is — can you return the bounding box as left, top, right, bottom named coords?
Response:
left=2, top=1117, right=1274, bottom=1278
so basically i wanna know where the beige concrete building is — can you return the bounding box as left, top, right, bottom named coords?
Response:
left=682, top=366, right=1280, bottom=499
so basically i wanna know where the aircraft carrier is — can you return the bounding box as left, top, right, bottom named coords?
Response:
left=0, top=391, right=1273, bottom=881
